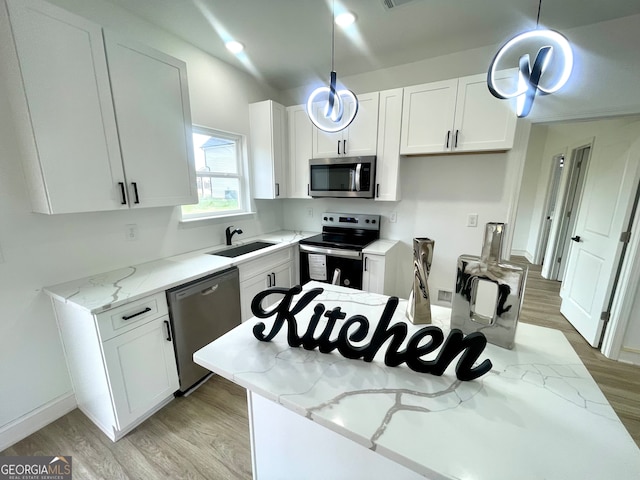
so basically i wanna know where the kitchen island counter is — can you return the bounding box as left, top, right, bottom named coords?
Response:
left=194, top=282, right=640, bottom=480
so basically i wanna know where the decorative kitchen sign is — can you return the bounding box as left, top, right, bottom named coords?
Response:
left=251, top=286, right=492, bottom=381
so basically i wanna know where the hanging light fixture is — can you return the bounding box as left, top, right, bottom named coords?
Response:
left=487, top=0, right=574, bottom=118
left=306, top=1, right=358, bottom=133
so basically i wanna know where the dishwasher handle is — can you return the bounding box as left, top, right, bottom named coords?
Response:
left=201, top=284, right=219, bottom=295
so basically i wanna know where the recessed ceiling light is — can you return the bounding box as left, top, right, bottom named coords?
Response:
left=335, top=12, right=356, bottom=27
left=225, top=40, right=244, bottom=54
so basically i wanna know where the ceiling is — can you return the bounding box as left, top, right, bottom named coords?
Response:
left=103, top=0, right=640, bottom=91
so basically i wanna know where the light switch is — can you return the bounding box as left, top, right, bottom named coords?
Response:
left=467, top=214, right=478, bottom=227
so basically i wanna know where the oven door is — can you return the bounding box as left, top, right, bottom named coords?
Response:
left=299, top=245, right=363, bottom=290
left=309, top=156, right=375, bottom=198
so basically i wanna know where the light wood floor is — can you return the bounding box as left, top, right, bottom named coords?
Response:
left=3, top=260, right=640, bottom=478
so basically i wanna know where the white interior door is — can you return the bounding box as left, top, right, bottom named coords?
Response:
left=560, top=124, right=640, bottom=347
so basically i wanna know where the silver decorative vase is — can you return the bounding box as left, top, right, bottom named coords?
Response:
left=406, top=237, right=434, bottom=324
left=450, top=223, right=528, bottom=349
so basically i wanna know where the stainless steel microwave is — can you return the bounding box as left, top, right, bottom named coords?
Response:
left=309, top=156, right=376, bottom=198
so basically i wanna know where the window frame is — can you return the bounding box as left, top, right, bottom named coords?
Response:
left=181, top=125, right=251, bottom=221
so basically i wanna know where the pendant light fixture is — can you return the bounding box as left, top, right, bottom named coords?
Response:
left=487, top=0, right=573, bottom=118
left=306, top=1, right=358, bottom=133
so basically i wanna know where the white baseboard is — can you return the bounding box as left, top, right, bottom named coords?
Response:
left=511, top=250, right=535, bottom=263
left=0, top=393, right=76, bottom=452
left=618, top=347, right=640, bottom=366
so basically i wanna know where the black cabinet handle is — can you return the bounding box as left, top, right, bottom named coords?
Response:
left=376, top=184, right=380, bottom=198
left=118, top=182, right=127, bottom=205
left=446, top=130, right=451, bottom=148
left=122, top=307, right=151, bottom=320
left=307, top=184, right=310, bottom=196
left=275, top=183, right=280, bottom=197
left=454, top=130, right=459, bottom=148
left=337, top=140, right=341, bottom=155
left=364, top=257, right=368, bottom=272
left=571, top=235, right=582, bottom=243
left=343, top=140, right=346, bottom=154
left=164, top=320, right=172, bottom=342
left=131, top=182, right=140, bottom=204
left=272, top=273, right=276, bottom=285
left=267, top=273, right=272, bottom=288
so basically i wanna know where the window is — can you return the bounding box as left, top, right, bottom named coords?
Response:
left=182, top=127, right=249, bottom=219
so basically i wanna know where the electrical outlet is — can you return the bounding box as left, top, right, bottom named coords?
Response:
left=467, top=214, right=478, bottom=227
left=307, top=207, right=314, bottom=217
left=125, top=224, right=139, bottom=241
left=389, top=211, right=397, bottom=223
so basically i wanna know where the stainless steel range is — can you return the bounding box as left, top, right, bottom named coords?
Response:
left=299, top=212, right=380, bottom=290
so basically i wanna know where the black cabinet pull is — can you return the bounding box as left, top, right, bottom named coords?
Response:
left=307, top=184, right=310, bottom=196
left=267, top=273, right=272, bottom=288
left=343, top=140, right=346, bottom=154
left=122, top=307, right=151, bottom=320
left=271, top=272, right=276, bottom=286
left=337, top=140, right=341, bottom=155
left=376, top=184, right=380, bottom=198
left=454, top=130, right=459, bottom=148
left=446, top=130, right=451, bottom=148
left=118, top=182, right=127, bottom=205
left=571, top=235, right=582, bottom=243
left=164, top=320, right=172, bottom=342
left=131, top=182, right=140, bottom=204
left=364, top=257, right=368, bottom=272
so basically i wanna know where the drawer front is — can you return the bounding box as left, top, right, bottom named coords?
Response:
left=238, top=247, right=293, bottom=282
left=97, top=292, right=168, bottom=341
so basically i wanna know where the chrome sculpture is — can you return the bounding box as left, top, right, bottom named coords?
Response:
left=451, top=223, right=528, bottom=349
left=406, top=237, right=434, bottom=324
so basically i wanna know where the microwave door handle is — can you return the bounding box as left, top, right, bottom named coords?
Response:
left=355, top=163, right=362, bottom=191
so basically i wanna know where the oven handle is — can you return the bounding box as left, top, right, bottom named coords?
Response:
left=355, top=163, right=362, bottom=192
left=299, top=244, right=362, bottom=259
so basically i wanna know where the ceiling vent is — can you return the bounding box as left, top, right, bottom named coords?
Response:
left=381, top=0, right=419, bottom=10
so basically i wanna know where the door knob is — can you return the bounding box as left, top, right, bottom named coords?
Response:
left=571, top=235, right=582, bottom=242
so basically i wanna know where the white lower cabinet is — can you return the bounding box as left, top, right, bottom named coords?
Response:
left=53, top=292, right=179, bottom=441
left=239, top=247, right=297, bottom=321
left=362, top=241, right=400, bottom=296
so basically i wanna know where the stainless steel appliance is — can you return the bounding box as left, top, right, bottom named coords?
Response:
left=299, top=212, right=380, bottom=289
left=309, top=156, right=376, bottom=198
left=166, top=267, right=241, bottom=394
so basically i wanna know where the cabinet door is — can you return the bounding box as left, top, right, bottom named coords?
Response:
left=375, top=89, right=403, bottom=202
left=102, top=316, right=179, bottom=430
left=250, top=100, right=287, bottom=199
left=311, top=102, right=343, bottom=158
left=400, top=79, right=457, bottom=155
left=104, top=32, right=197, bottom=208
left=362, top=254, right=386, bottom=295
left=452, top=72, right=517, bottom=152
left=343, top=92, right=379, bottom=156
left=273, top=261, right=294, bottom=291
left=240, top=273, right=270, bottom=322
left=6, top=0, right=125, bottom=214
left=287, top=105, right=312, bottom=198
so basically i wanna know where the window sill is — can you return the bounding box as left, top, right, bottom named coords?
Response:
left=179, top=211, right=256, bottom=227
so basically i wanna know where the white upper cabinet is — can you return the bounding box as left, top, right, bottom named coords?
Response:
left=249, top=100, right=287, bottom=199
left=400, top=73, right=516, bottom=155
left=374, top=88, right=403, bottom=202
left=312, top=92, right=379, bottom=158
left=104, top=33, right=197, bottom=208
left=4, top=0, right=197, bottom=214
left=286, top=105, right=313, bottom=198
left=6, top=0, right=125, bottom=214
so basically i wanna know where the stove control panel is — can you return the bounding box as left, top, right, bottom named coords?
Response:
left=321, top=212, right=381, bottom=230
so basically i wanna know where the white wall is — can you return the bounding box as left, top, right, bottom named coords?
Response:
left=0, top=0, right=282, bottom=441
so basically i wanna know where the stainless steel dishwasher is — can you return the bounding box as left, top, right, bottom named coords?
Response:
left=166, top=266, right=241, bottom=394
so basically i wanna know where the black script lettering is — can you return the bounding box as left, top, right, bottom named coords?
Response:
left=251, top=286, right=324, bottom=347
left=301, top=306, right=345, bottom=352
left=361, top=297, right=408, bottom=367
left=336, top=315, right=370, bottom=359
left=429, top=330, right=493, bottom=381
left=404, top=326, right=445, bottom=373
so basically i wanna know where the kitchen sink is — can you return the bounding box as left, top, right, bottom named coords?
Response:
left=209, top=241, right=276, bottom=258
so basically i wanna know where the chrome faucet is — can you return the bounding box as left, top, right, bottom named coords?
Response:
left=225, top=226, right=243, bottom=245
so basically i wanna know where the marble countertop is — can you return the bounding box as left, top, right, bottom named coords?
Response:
left=43, top=230, right=316, bottom=313
left=362, top=238, right=400, bottom=256
left=194, top=281, right=640, bottom=480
